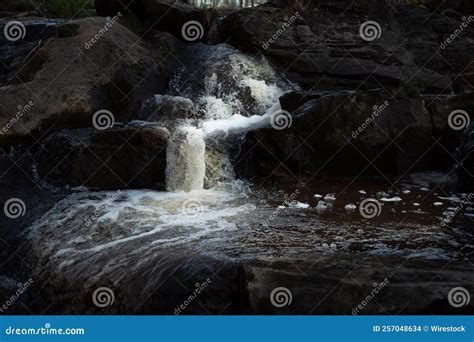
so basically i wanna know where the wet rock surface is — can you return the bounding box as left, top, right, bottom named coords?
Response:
left=0, top=0, right=472, bottom=316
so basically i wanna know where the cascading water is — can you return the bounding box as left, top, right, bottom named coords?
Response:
left=26, top=43, right=294, bottom=284
left=166, top=126, right=206, bottom=192
left=21, top=32, right=470, bottom=314
left=160, top=43, right=290, bottom=192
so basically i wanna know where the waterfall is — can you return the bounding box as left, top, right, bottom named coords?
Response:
left=159, top=44, right=292, bottom=192
left=166, top=126, right=206, bottom=192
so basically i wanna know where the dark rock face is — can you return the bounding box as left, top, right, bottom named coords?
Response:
left=243, top=257, right=474, bottom=315
left=0, top=17, right=171, bottom=144
left=35, top=125, right=169, bottom=190
left=210, top=1, right=473, bottom=93
left=215, top=0, right=473, bottom=181
left=95, top=0, right=209, bottom=41
left=235, top=90, right=473, bottom=179
left=140, top=95, right=196, bottom=123
left=455, top=122, right=473, bottom=191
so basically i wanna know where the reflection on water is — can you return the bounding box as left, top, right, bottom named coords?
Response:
left=187, top=0, right=267, bottom=8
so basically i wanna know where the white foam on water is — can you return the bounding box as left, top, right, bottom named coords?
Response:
left=288, top=201, right=310, bottom=209
left=28, top=188, right=252, bottom=266
left=239, top=78, right=285, bottom=112
left=162, top=46, right=289, bottom=191
left=345, top=204, right=357, bottom=211
left=380, top=196, right=402, bottom=202
left=199, top=95, right=234, bottom=120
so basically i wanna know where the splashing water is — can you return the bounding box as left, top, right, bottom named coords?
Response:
left=166, top=126, right=206, bottom=192
left=26, top=44, right=293, bottom=282
left=163, top=44, right=291, bottom=191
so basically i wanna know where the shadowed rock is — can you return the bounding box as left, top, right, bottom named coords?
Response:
left=210, top=0, right=472, bottom=93
left=0, top=17, right=173, bottom=144
left=95, top=0, right=209, bottom=41
left=35, top=124, right=169, bottom=190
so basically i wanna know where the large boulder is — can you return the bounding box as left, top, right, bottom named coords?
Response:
left=235, top=90, right=473, bottom=179
left=210, top=1, right=472, bottom=92
left=35, top=125, right=169, bottom=190
left=0, top=17, right=171, bottom=145
left=95, top=0, right=209, bottom=41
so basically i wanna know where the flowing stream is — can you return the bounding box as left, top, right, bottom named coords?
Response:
left=24, top=43, right=471, bottom=295
left=162, top=43, right=289, bottom=192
